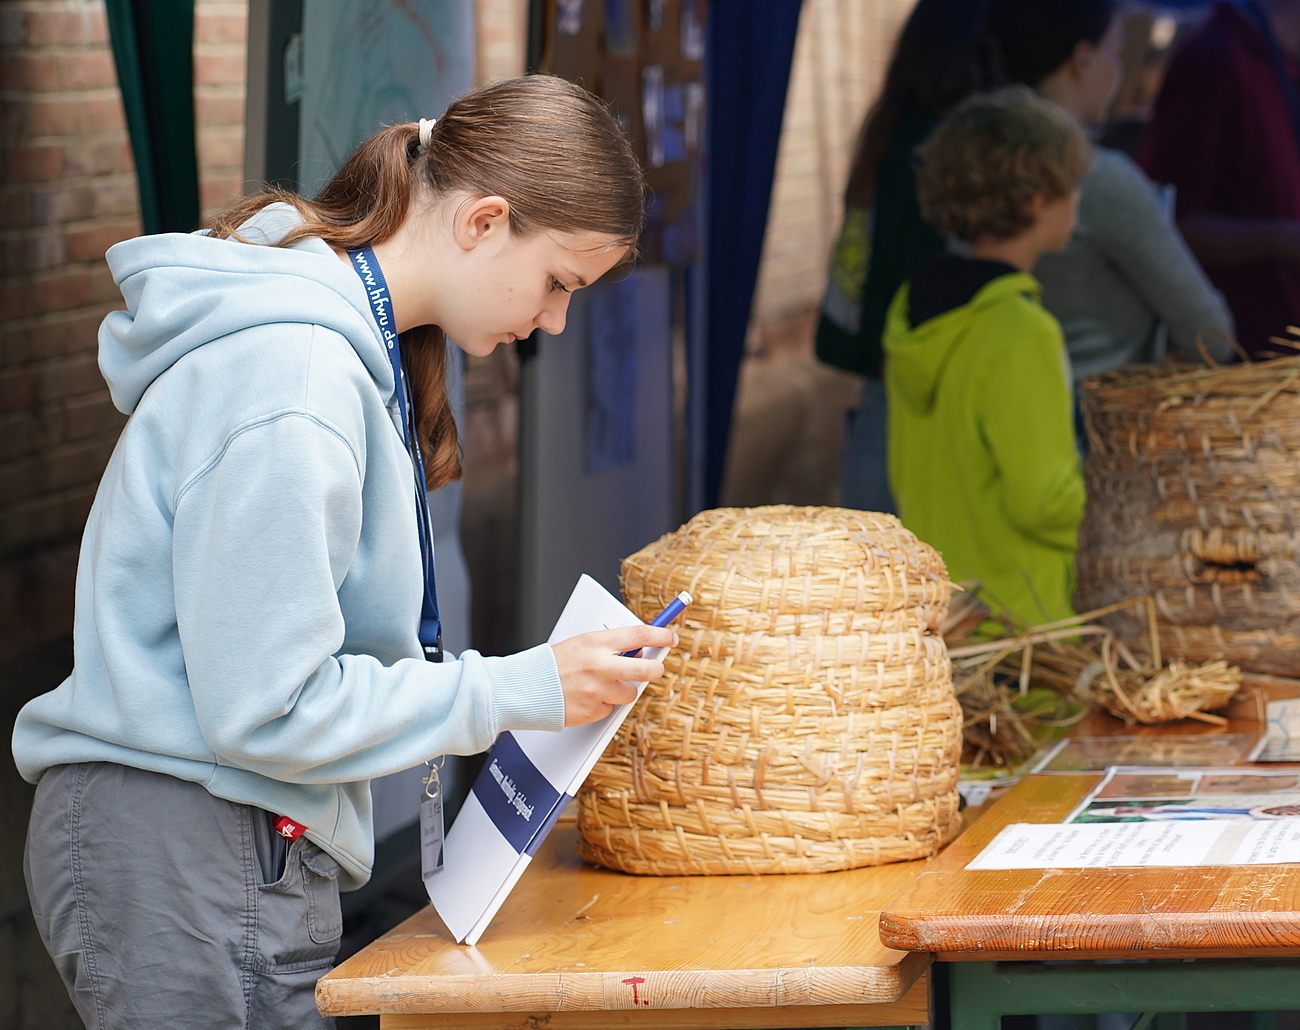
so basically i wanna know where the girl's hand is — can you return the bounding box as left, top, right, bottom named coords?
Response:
left=551, top=626, right=677, bottom=726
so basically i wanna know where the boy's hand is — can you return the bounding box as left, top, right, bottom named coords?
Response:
left=551, top=626, right=677, bottom=726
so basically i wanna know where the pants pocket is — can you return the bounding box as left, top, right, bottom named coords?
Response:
left=300, top=844, right=343, bottom=945
left=253, top=811, right=289, bottom=886
left=257, top=838, right=341, bottom=969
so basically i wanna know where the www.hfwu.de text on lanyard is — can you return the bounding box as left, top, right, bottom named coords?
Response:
left=347, top=246, right=442, bottom=661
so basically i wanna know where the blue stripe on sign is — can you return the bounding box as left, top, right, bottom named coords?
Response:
left=471, top=732, right=569, bottom=855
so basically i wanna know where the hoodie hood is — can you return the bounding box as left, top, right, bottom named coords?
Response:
left=100, top=203, right=395, bottom=414
left=885, top=271, right=1040, bottom=415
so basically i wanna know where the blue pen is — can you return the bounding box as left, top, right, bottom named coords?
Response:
left=620, top=591, right=692, bottom=657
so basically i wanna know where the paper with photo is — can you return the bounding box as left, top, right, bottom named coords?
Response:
left=1064, top=766, right=1300, bottom=824
left=969, top=765, right=1300, bottom=868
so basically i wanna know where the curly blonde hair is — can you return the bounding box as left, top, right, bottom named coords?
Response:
left=916, top=86, right=1090, bottom=244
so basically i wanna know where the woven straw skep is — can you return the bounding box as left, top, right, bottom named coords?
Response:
left=1076, top=358, right=1300, bottom=675
left=576, top=506, right=964, bottom=876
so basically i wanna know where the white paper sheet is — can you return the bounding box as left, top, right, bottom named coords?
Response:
left=1229, top=819, right=1300, bottom=864
left=967, top=820, right=1226, bottom=869
left=967, top=817, right=1300, bottom=869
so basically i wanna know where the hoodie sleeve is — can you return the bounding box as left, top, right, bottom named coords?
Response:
left=979, top=312, right=1086, bottom=554
left=171, top=410, right=565, bottom=784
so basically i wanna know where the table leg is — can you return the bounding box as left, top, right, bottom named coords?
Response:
left=946, top=959, right=1300, bottom=1030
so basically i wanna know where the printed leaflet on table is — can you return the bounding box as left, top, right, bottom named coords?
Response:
left=967, top=766, right=1300, bottom=870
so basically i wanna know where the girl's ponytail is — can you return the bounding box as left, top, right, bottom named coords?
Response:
left=206, top=123, right=422, bottom=252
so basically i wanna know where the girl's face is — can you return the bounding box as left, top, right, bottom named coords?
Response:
left=1076, top=16, right=1125, bottom=127
left=442, top=224, right=629, bottom=358
left=370, top=193, right=631, bottom=355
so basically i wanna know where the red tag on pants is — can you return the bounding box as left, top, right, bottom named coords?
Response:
left=272, top=815, right=306, bottom=840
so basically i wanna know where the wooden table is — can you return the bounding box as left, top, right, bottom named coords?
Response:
left=318, top=823, right=932, bottom=1029
left=880, top=766, right=1300, bottom=1029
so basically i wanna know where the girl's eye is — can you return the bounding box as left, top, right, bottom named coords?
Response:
left=550, top=277, right=570, bottom=294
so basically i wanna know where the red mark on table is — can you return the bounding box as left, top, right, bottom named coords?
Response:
left=622, top=976, right=650, bottom=1005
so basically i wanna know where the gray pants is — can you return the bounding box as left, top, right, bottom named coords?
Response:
left=25, top=762, right=341, bottom=1030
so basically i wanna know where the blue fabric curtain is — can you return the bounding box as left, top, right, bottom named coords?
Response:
left=704, top=0, right=804, bottom=508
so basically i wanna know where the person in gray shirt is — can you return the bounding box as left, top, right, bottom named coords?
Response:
left=1036, top=147, right=1234, bottom=384
left=989, top=0, right=1235, bottom=387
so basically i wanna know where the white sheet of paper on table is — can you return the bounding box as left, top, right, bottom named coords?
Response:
left=967, top=818, right=1300, bottom=869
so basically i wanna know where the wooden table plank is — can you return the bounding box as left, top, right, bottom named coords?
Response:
left=320, top=824, right=930, bottom=1018
left=376, top=976, right=930, bottom=1028
left=879, top=774, right=1300, bottom=956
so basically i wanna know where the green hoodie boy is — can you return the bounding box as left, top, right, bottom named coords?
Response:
left=884, top=263, right=1084, bottom=625
left=886, top=87, right=1091, bottom=627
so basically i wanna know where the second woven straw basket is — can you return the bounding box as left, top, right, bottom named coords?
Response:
left=576, top=505, right=964, bottom=876
left=1076, top=357, right=1300, bottom=675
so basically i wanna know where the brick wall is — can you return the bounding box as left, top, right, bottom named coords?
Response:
left=195, top=1, right=248, bottom=215
left=0, top=0, right=524, bottom=663
left=476, top=0, right=526, bottom=86
left=0, top=0, right=248, bottom=662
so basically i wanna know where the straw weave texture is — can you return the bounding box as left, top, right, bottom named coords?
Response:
left=576, top=506, right=963, bottom=875
left=1076, top=358, right=1300, bottom=674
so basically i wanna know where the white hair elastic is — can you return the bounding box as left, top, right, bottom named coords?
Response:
left=418, top=117, right=437, bottom=150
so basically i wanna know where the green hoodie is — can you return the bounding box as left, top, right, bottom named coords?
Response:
left=884, top=271, right=1084, bottom=627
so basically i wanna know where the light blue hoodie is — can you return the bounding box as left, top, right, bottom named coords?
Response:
left=12, top=205, right=565, bottom=890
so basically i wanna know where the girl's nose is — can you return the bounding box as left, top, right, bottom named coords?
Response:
left=536, top=293, right=570, bottom=336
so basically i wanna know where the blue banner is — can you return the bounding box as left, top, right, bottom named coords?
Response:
left=471, top=732, right=570, bottom=856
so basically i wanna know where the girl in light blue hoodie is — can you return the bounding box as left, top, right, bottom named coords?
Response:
left=13, top=76, right=674, bottom=1030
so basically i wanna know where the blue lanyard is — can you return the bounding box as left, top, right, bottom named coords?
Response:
left=347, top=247, right=443, bottom=661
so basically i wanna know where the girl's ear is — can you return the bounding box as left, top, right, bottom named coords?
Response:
left=453, top=195, right=512, bottom=251
left=1070, top=38, right=1096, bottom=81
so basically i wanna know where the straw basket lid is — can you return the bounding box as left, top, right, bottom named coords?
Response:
left=1076, top=357, right=1300, bottom=674
left=577, top=505, right=963, bottom=876
left=621, top=506, right=953, bottom=635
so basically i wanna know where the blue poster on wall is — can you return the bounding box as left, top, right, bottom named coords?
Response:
left=584, top=278, right=639, bottom=475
